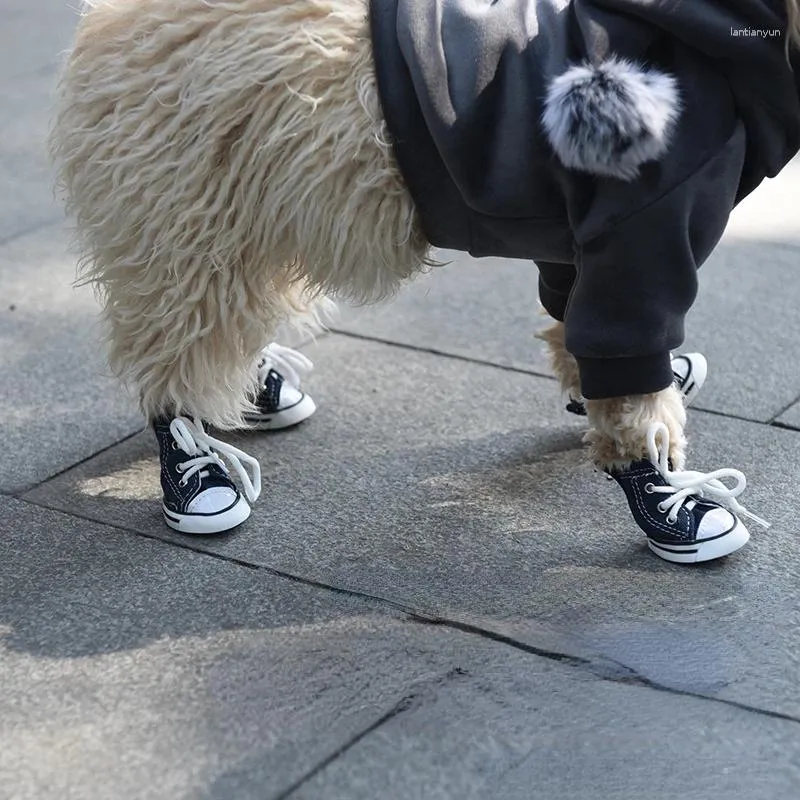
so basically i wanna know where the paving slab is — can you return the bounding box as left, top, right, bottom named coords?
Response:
left=337, top=253, right=552, bottom=375
left=0, top=61, right=64, bottom=243
left=25, top=334, right=800, bottom=721
left=0, top=224, right=142, bottom=492
left=776, top=399, right=800, bottom=430
left=294, top=658, right=800, bottom=800
left=0, top=495, right=492, bottom=799
left=1, top=0, right=79, bottom=240
left=725, top=154, right=800, bottom=245
left=680, top=156, right=800, bottom=422
left=3, top=497, right=798, bottom=800
left=1, top=0, right=78, bottom=80
left=338, top=237, right=800, bottom=423
left=679, top=238, right=800, bottom=422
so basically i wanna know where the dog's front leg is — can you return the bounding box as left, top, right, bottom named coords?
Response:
left=584, top=386, right=687, bottom=472
left=537, top=318, right=583, bottom=405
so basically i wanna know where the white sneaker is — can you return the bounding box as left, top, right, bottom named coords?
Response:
left=155, top=417, right=261, bottom=535
left=608, top=422, right=769, bottom=564
left=669, top=352, right=707, bottom=407
left=242, top=343, right=317, bottom=430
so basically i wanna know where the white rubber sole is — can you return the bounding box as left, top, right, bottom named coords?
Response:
left=242, top=394, right=317, bottom=431
left=647, top=519, right=750, bottom=564
left=163, top=494, right=251, bottom=535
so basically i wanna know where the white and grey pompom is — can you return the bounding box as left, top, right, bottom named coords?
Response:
left=542, top=57, right=681, bottom=181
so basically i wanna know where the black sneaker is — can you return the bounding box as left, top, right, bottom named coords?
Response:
left=242, top=343, right=317, bottom=430
left=567, top=352, right=707, bottom=417
left=608, top=422, right=767, bottom=564
left=154, top=417, right=261, bottom=534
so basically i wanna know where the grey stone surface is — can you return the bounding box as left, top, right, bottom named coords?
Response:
left=296, top=661, right=800, bottom=800
left=680, top=238, right=800, bottom=422
left=1, top=0, right=78, bottom=80
left=0, top=224, right=142, bottom=492
left=0, top=496, right=491, bottom=799
left=0, top=60, right=64, bottom=243
left=338, top=252, right=552, bottom=375
left=27, top=335, right=800, bottom=720
left=776, top=399, right=800, bottom=430
left=3, top=502, right=797, bottom=800
left=683, top=161, right=800, bottom=422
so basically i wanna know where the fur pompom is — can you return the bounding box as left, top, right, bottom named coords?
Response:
left=542, top=58, right=681, bottom=181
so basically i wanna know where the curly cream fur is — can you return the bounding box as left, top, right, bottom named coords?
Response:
left=584, top=385, right=687, bottom=472
left=51, top=0, right=428, bottom=427
left=537, top=318, right=686, bottom=471
left=536, top=319, right=582, bottom=401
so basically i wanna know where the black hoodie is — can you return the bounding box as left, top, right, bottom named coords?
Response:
left=369, top=0, right=800, bottom=398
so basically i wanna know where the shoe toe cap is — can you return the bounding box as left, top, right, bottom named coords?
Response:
left=279, top=383, right=303, bottom=409
left=696, top=506, right=737, bottom=540
left=187, top=486, right=239, bottom=514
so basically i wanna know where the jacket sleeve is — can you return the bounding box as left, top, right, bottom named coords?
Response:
left=545, top=1, right=789, bottom=399
left=561, top=103, right=748, bottom=399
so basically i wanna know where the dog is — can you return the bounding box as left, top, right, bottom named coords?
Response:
left=51, top=0, right=793, bottom=560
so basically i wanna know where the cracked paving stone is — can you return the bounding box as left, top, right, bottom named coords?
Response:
left=24, top=335, right=800, bottom=724
left=288, top=651, right=800, bottom=800
left=7, top=497, right=795, bottom=800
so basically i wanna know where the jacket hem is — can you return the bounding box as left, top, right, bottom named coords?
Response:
left=577, top=353, right=674, bottom=400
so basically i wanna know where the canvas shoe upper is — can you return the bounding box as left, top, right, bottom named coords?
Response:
left=155, top=417, right=261, bottom=535
left=669, top=352, right=707, bottom=407
left=608, top=422, right=768, bottom=564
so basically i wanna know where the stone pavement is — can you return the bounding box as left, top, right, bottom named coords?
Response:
left=2, top=3, right=800, bottom=799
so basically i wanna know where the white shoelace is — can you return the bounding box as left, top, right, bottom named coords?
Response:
left=257, top=343, right=314, bottom=389
left=645, top=423, right=769, bottom=529
left=169, top=418, right=261, bottom=504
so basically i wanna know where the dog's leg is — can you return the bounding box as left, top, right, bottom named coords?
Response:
left=100, top=262, right=317, bottom=429
left=51, top=0, right=433, bottom=534
left=586, top=384, right=763, bottom=564
left=536, top=319, right=582, bottom=402
left=584, top=385, right=687, bottom=471
left=53, top=0, right=429, bottom=429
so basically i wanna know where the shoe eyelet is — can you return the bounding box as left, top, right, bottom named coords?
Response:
left=176, top=464, right=185, bottom=473
left=657, top=502, right=667, bottom=513
left=171, top=442, right=179, bottom=450
left=667, top=515, right=678, bottom=525
left=644, top=483, right=654, bottom=494
left=179, top=479, right=187, bottom=488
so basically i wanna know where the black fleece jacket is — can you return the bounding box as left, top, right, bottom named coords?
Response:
left=369, top=0, right=800, bottom=398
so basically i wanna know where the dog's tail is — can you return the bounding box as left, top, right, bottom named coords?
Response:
left=541, top=57, right=681, bottom=182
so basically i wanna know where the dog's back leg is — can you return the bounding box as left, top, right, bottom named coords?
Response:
left=51, top=0, right=427, bottom=427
